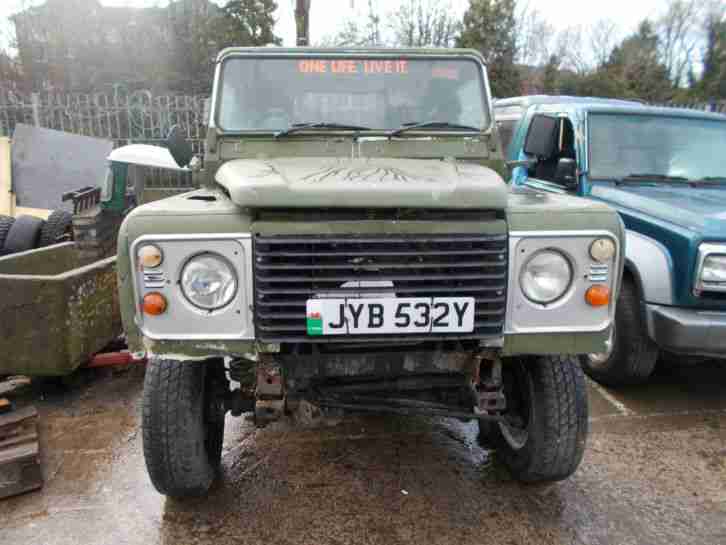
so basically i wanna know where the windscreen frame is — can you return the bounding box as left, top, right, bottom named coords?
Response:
left=212, top=51, right=494, bottom=136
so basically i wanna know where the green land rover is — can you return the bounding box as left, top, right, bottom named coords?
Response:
left=116, top=48, right=624, bottom=497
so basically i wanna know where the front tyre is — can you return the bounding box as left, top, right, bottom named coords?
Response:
left=142, top=358, right=227, bottom=497
left=580, top=278, right=658, bottom=386
left=489, top=355, right=588, bottom=482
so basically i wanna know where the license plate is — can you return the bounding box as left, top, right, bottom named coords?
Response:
left=306, top=297, right=475, bottom=336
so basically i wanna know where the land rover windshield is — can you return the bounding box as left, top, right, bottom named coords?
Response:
left=216, top=55, right=489, bottom=133
left=589, top=113, right=726, bottom=182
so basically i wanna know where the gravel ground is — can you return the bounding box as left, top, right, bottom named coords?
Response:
left=1, top=361, right=725, bottom=545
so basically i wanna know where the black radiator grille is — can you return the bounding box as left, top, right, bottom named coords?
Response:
left=253, top=233, right=508, bottom=343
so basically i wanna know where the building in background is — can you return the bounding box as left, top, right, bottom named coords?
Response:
left=11, top=0, right=224, bottom=94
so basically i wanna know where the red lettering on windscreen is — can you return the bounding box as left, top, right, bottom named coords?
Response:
left=298, top=60, right=328, bottom=73
left=297, top=59, right=409, bottom=75
left=363, top=60, right=408, bottom=74
left=431, top=66, right=459, bottom=80
left=331, top=60, right=358, bottom=73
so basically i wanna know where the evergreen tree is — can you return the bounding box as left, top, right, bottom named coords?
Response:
left=456, top=0, right=520, bottom=98
left=219, top=0, right=281, bottom=47
left=541, top=54, right=560, bottom=94
left=601, top=20, right=673, bottom=102
left=699, top=15, right=726, bottom=99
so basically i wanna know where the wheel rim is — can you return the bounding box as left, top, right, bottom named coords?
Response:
left=587, top=327, right=616, bottom=368
left=498, top=360, right=532, bottom=451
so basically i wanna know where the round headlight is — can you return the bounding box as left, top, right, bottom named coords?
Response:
left=180, top=253, right=237, bottom=310
left=590, top=238, right=616, bottom=263
left=520, top=250, right=573, bottom=304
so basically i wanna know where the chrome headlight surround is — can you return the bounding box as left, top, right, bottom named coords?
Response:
left=506, top=231, right=620, bottom=334
left=130, top=234, right=254, bottom=341
left=519, top=249, right=573, bottom=304
left=694, top=243, right=726, bottom=294
left=180, top=252, right=238, bottom=310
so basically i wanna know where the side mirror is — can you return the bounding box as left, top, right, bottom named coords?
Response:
left=166, top=125, right=194, bottom=168
left=555, top=158, right=578, bottom=188
left=523, top=115, right=558, bottom=158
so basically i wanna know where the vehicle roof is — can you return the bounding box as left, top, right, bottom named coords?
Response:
left=216, top=46, right=487, bottom=64
left=108, top=144, right=188, bottom=171
left=495, top=95, right=726, bottom=122
left=494, top=95, right=643, bottom=108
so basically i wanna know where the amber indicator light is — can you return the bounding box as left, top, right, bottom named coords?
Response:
left=585, top=285, right=610, bottom=307
left=143, top=292, right=167, bottom=315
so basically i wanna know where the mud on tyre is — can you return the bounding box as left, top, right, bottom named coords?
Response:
left=482, top=355, right=588, bottom=482
left=2, top=215, right=44, bottom=255
left=142, top=357, right=228, bottom=497
left=0, top=215, right=14, bottom=254
left=39, top=210, right=73, bottom=247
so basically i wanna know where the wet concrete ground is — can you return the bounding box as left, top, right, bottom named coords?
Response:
left=1, top=361, right=725, bottom=545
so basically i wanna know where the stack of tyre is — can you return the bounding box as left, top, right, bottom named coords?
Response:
left=0, top=211, right=73, bottom=257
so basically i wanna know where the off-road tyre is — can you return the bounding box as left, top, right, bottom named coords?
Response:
left=0, top=215, right=14, bottom=253
left=39, top=210, right=73, bottom=247
left=142, top=358, right=227, bottom=498
left=580, top=278, right=658, bottom=386
left=485, top=355, right=588, bottom=482
left=2, top=215, right=44, bottom=254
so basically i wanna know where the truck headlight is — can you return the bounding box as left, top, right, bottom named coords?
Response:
left=180, top=253, right=238, bottom=310
left=520, top=249, right=573, bottom=304
left=701, top=254, right=726, bottom=283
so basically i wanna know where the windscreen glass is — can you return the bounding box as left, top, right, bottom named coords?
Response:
left=589, top=113, right=726, bottom=181
left=217, top=56, right=489, bottom=132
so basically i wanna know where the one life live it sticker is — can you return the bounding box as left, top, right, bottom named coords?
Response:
left=306, top=301, right=323, bottom=336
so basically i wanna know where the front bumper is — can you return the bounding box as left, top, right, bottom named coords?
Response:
left=645, top=304, right=726, bottom=358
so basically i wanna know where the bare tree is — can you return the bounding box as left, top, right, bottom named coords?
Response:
left=589, top=19, right=619, bottom=68
left=554, top=25, right=590, bottom=75
left=515, top=3, right=555, bottom=67
left=390, top=0, right=461, bottom=48
left=550, top=19, right=621, bottom=76
left=317, top=0, right=383, bottom=46
left=656, top=0, right=703, bottom=86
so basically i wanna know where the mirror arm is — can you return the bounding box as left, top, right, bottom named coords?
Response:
left=506, top=158, right=536, bottom=169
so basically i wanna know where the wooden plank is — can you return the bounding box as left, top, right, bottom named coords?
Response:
left=0, top=403, right=42, bottom=499
left=0, top=376, right=32, bottom=397
left=0, top=442, right=42, bottom=499
left=0, top=406, right=37, bottom=431
left=0, top=431, right=37, bottom=450
left=0, top=441, right=38, bottom=465
left=0, top=137, right=12, bottom=216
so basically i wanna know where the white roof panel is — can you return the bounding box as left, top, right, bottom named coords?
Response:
left=107, top=144, right=188, bottom=171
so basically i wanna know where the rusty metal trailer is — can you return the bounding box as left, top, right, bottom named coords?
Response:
left=0, top=242, right=119, bottom=376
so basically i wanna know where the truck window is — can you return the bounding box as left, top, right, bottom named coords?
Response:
left=528, top=117, right=576, bottom=186
left=216, top=56, right=490, bottom=132
left=496, top=119, right=518, bottom=154
left=589, top=113, right=726, bottom=181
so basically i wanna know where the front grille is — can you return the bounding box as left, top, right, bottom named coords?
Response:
left=253, top=233, right=508, bottom=343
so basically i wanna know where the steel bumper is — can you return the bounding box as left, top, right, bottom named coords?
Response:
left=645, top=304, right=726, bottom=358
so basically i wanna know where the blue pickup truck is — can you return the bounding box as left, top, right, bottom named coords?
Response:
left=495, top=96, right=726, bottom=385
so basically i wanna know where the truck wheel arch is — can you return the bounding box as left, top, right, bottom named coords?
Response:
left=624, top=230, right=674, bottom=306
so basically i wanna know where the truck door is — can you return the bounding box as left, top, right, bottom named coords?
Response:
left=520, top=113, right=579, bottom=194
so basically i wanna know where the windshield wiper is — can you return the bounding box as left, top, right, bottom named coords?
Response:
left=275, top=122, right=371, bottom=139
left=617, top=173, right=690, bottom=184
left=389, top=120, right=481, bottom=137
